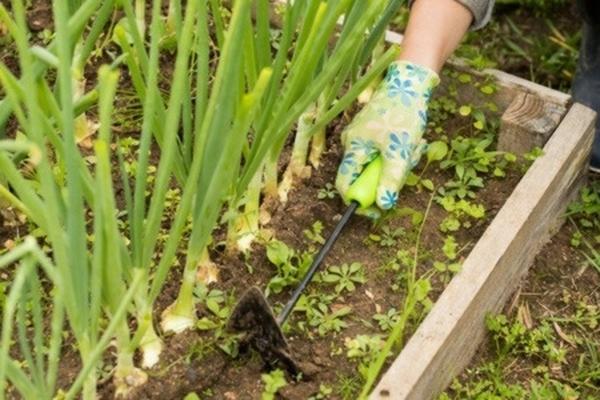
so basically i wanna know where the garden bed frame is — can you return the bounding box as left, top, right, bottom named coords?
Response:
left=369, top=31, right=597, bottom=400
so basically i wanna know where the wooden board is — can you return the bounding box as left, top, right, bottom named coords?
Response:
left=370, top=103, right=596, bottom=400
left=498, top=92, right=566, bottom=154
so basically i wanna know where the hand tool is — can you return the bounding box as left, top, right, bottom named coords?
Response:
left=227, top=157, right=382, bottom=374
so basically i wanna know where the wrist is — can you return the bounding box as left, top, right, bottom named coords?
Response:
left=383, top=60, right=440, bottom=107
left=397, top=51, right=444, bottom=75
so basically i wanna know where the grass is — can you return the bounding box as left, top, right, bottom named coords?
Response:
left=458, top=2, right=580, bottom=91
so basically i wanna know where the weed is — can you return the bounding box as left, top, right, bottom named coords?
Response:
left=317, top=183, right=337, bottom=200
left=261, top=369, right=287, bottom=400
left=487, top=314, right=566, bottom=363
left=308, top=384, right=333, bottom=400
left=442, top=235, right=458, bottom=260
left=437, top=196, right=486, bottom=233
left=442, top=309, right=598, bottom=399
left=265, top=239, right=313, bottom=295
left=438, top=134, right=513, bottom=199
left=310, top=303, right=352, bottom=336
left=294, top=293, right=352, bottom=336
left=567, top=181, right=600, bottom=241
left=368, top=225, right=405, bottom=247
left=459, top=5, right=579, bottom=90
left=581, top=238, right=600, bottom=274
left=321, top=262, right=367, bottom=294
left=335, top=373, right=361, bottom=400
left=194, top=284, right=230, bottom=331
left=376, top=206, right=423, bottom=230
left=373, top=308, right=400, bottom=332
left=193, top=284, right=239, bottom=357
left=345, top=334, right=385, bottom=379
left=359, top=194, right=436, bottom=396
left=433, top=260, right=462, bottom=275
left=303, top=221, right=325, bottom=245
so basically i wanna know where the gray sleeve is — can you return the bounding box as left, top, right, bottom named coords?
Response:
left=457, top=0, right=495, bottom=30
left=407, top=0, right=495, bottom=31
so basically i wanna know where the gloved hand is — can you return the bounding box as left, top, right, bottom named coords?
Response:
left=336, top=60, right=440, bottom=215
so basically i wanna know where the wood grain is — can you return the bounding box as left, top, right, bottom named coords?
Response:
left=370, top=103, right=596, bottom=400
left=498, top=92, right=566, bottom=154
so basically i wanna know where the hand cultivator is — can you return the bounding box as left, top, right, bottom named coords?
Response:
left=228, top=158, right=383, bottom=374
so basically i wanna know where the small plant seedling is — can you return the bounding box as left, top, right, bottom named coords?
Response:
left=308, top=384, right=333, bottom=400
left=567, top=181, right=600, bottom=236
left=312, top=305, right=352, bottom=336
left=303, top=221, right=325, bottom=245
left=439, top=134, right=513, bottom=199
left=335, top=373, right=361, bottom=400
left=433, top=260, right=462, bottom=274
left=294, top=292, right=340, bottom=334
left=298, top=297, right=352, bottom=336
left=318, top=183, right=337, bottom=200
left=321, top=262, right=367, bottom=294
left=344, top=334, right=385, bottom=379
left=194, top=284, right=233, bottom=333
left=443, top=307, right=590, bottom=400
left=368, top=225, right=405, bottom=247
left=373, top=308, right=400, bottom=332
left=345, top=334, right=384, bottom=359
left=404, top=140, right=449, bottom=192
left=261, top=369, right=287, bottom=400
left=377, top=206, right=424, bottom=229
left=437, top=196, right=486, bottom=233
left=265, top=239, right=313, bottom=295
left=442, top=235, right=458, bottom=260
left=193, top=284, right=240, bottom=357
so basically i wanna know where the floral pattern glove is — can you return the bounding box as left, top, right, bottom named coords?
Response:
left=336, top=60, right=440, bottom=214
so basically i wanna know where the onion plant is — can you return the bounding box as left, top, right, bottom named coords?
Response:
left=0, top=0, right=143, bottom=397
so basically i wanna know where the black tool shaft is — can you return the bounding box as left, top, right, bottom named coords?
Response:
left=277, top=201, right=359, bottom=324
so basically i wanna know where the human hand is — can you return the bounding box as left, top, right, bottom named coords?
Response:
left=335, top=60, right=439, bottom=215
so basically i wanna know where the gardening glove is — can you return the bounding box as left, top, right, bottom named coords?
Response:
left=336, top=60, right=440, bottom=216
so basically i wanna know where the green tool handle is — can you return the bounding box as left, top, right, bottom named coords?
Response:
left=346, top=156, right=382, bottom=209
